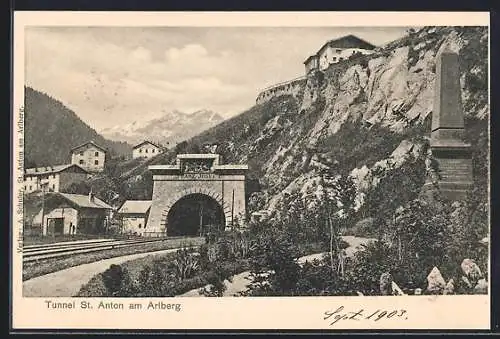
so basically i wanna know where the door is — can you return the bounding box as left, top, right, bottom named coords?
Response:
left=53, top=218, right=64, bottom=235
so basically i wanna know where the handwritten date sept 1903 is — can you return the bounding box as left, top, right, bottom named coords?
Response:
left=324, top=306, right=408, bottom=325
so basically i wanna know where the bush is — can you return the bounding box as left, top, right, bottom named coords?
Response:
left=100, top=264, right=139, bottom=297
left=346, top=217, right=377, bottom=237
left=171, top=247, right=199, bottom=281
left=76, top=274, right=108, bottom=297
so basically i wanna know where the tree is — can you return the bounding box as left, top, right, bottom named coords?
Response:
left=318, top=170, right=356, bottom=273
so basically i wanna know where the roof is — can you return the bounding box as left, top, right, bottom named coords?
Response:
left=25, top=164, right=89, bottom=176
left=133, top=140, right=163, bottom=149
left=117, top=200, right=152, bottom=214
left=58, top=192, right=113, bottom=209
left=70, top=140, right=107, bottom=153
left=317, top=34, right=376, bottom=55
left=303, top=54, right=319, bottom=64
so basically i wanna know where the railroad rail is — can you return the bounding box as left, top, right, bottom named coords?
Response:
left=22, top=236, right=201, bottom=263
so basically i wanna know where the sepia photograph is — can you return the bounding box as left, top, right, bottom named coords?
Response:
left=11, top=11, right=491, bottom=330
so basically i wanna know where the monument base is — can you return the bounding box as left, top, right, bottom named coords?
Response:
left=423, top=141, right=473, bottom=202
left=421, top=180, right=473, bottom=201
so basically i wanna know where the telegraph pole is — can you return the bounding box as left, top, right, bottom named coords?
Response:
left=231, top=189, right=235, bottom=231
left=40, top=182, right=48, bottom=236
left=199, top=201, right=204, bottom=237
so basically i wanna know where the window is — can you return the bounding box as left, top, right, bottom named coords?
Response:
left=94, top=160, right=99, bottom=165
left=145, top=149, right=148, bottom=153
left=95, top=151, right=99, bottom=156
left=29, top=185, right=32, bottom=190
left=139, top=149, right=142, bottom=153
left=79, top=151, right=84, bottom=156
left=79, top=160, right=84, bottom=165
left=152, top=149, right=155, bottom=153
left=52, top=184, right=55, bottom=190
left=138, top=224, right=142, bottom=229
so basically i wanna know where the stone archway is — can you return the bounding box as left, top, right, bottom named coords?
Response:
left=145, top=154, right=248, bottom=237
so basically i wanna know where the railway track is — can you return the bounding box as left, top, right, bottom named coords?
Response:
left=22, top=236, right=199, bottom=263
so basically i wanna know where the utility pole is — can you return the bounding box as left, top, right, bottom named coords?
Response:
left=231, top=189, right=235, bottom=231
left=40, top=182, right=48, bottom=236
left=199, top=201, right=204, bottom=237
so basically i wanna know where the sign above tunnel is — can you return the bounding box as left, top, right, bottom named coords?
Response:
left=149, top=153, right=249, bottom=180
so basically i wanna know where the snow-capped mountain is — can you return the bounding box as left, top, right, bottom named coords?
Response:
left=100, top=109, right=224, bottom=146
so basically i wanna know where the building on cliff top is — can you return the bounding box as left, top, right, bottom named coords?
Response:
left=304, top=34, right=376, bottom=74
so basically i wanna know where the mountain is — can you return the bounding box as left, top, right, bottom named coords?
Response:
left=24, top=87, right=133, bottom=167
left=100, top=109, right=224, bottom=146
left=83, top=27, right=489, bottom=224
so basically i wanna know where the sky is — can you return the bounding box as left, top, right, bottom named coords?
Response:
left=25, top=26, right=410, bottom=131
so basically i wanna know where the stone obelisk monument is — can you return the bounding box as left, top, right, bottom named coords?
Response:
left=424, top=45, right=473, bottom=200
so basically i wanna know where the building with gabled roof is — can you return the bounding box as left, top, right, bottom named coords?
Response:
left=70, top=140, right=107, bottom=173
left=132, top=140, right=165, bottom=159
left=33, top=192, right=113, bottom=236
left=304, top=34, right=376, bottom=73
left=117, top=200, right=152, bottom=236
left=24, top=163, right=89, bottom=194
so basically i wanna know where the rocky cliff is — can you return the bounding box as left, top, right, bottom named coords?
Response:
left=117, top=26, right=489, bottom=225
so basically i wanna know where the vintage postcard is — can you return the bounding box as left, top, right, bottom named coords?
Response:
left=11, top=11, right=491, bottom=331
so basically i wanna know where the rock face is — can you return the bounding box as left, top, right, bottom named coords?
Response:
left=461, top=258, right=483, bottom=284
left=426, top=266, right=446, bottom=294
left=443, top=278, right=455, bottom=295
left=379, top=272, right=393, bottom=295
left=474, top=278, right=488, bottom=294
left=141, top=27, right=487, bottom=226
left=245, top=26, right=488, bottom=217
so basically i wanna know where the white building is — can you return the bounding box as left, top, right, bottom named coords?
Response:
left=304, top=34, right=376, bottom=74
left=117, top=200, right=152, bottom=236
left=70, top=141, right=107, bottom=172
left=33, top=192, right=113, bottom=236
left=132, top=141, right=164, bottom=159
left=24, top=164, right=89, bottom=194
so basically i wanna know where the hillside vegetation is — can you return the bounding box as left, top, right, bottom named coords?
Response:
left=24, top=86, right=132, bottom=167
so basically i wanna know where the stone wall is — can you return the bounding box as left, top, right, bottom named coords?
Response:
left=256, top=77, right=307, bottom=105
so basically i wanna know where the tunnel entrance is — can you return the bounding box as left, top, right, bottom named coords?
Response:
left=166, top=193, right=226, bottom=237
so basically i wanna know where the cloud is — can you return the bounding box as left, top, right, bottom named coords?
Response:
left=25, top=29, right=248, bottom=128
left=165, top=43, right=208, bottom=61
left=131, top=46, right=152, bottom=62
left=24, top=27, right=408, bottom=130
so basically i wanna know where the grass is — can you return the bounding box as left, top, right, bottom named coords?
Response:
left=22, top=236, right=205, bottom=281
left=76, top=251, right=251, bottom=297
